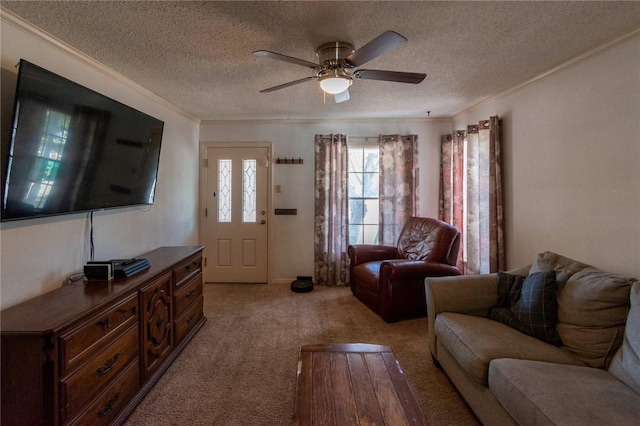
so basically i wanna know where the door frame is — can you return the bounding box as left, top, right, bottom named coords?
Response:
left=199, top=141, right=274, bottom=283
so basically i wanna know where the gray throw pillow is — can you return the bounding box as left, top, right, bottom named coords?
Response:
left=490, top=270, right=562, bottom=346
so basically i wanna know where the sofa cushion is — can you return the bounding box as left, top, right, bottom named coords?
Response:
left=490, top=271, right=562, bottom=346
left=489, top=359, right=640, bottom=426
left=434, top=312, right=584, bottom=385
left=557, top=267, right=634, bottom=368
left=528, top=251, right=634, bottom=368
left=609, top=281, right=640, bottom=393
left=529, top=251, right=590, bottom=284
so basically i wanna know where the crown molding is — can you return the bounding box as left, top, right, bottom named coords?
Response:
left=200, top=116, right=450, bottom=126
left=0, top=7, right=200, bottom=124
left=453, top=26, right=640, bottom=120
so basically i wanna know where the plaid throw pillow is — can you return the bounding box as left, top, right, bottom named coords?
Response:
left=495, top=272, right=525, bottom=308
left=490, top=270, right=562, bottom=346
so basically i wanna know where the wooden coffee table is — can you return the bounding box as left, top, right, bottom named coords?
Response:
left=294, top=343, right=426, bottom=425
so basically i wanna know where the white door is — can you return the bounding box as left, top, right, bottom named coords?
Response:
left=203, top=146, right=269, bottom=283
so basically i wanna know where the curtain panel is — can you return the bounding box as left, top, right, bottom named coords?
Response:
left=439, top=117, right=504, bottom=274
left=314, top=134, right=349, bottom=286
left=379, top=134, right=418, bottom=245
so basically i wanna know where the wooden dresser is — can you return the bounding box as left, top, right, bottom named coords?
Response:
left=1, top=246, right=206, bottom=426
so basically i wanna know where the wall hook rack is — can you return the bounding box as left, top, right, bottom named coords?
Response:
left=275, top=157, right=303, bottom=164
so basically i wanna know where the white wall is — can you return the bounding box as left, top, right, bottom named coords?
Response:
left=453, top=32, right=640, bottom=278
left=199, top=119, right=450, bottom=281
left=0, top=16, right=201, bottom=309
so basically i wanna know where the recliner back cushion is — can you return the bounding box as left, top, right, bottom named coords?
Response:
left=397, top=217, right=458, bottom=263
left=609, top=282, right=640, bottom=393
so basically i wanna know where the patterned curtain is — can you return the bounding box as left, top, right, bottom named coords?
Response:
left=439, top=117, right=504, bottom=274
left=379, top=134, right=419, bottom=245
left=314, top=134, right=349, bottom=286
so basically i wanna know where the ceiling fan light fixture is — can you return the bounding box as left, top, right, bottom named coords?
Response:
left=319, top=77, right=351, bottom=94
left=318, top=70, right=352, bottom=94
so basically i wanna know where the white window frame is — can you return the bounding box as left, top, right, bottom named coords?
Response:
left=347, top=138, right=380, bottom=245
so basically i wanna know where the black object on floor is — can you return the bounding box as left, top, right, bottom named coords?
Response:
left=291, top=276, right=313, bottom=293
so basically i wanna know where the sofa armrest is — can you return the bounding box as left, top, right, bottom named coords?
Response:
left=425, top=274, right=499, bottom=357
left=347, top=244, right=399, bottom=267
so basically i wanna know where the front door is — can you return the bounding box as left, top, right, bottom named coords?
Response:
left=203, top=146, right=269, bottom=283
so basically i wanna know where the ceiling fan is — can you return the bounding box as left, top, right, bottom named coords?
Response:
left=253, top=31, right=426, bottom=103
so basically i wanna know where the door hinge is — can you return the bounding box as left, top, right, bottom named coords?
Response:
left=205, top=208, right=208, bottom=217
left=204, top=257, right=207, bottom=267
left=203, top=158, right=208, bottom=168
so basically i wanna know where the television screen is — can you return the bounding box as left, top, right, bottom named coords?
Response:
left=1, top=60, right=164, bottom=221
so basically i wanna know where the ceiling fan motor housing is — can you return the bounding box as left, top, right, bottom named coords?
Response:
left=316, top=41, right=355, bottom=68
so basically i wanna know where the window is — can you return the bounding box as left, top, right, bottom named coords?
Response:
left=217, top=157, right=258, bottom=223
left=348, top=144, right=379, bottom=245
left=242, top=159, right=256, bottom=222
left=218, top=159, right=232, bottom=222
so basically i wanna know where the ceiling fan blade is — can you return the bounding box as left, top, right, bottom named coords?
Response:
left=253, top=50, right=319, bottom=69
left=345, top=31, right=407, bottom=67
left=355, top=69, right=426, bottom=84
left=259, top=76, right=316, bottom=93
left=334, top=89, right=350, bottom=104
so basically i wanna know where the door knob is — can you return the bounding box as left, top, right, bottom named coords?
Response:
left=261, top=220, right=266, bottom=224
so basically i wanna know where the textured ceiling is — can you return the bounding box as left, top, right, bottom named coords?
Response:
left=2, top=1, right=640, bottom=121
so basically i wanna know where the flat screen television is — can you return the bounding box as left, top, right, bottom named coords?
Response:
left=1, top=59, right=164, bottom=222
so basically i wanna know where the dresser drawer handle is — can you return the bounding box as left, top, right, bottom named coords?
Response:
left=186, top=289, right=196, bottom=299
left=97, top=318, right=111, bottom=329
left=97, top=353, right=121, bottom=376
left=156, top=317, right=164, bottom=328
left=185, top=264, right=191, bottom=273
left=97, top=392, right=120, bottom=417
left=186, top=313, right=196, bottom=324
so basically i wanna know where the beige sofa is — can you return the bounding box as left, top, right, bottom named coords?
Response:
left=425, top=252, right=640, bottom=425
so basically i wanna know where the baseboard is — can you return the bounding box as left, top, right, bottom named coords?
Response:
left=271, top=278, right=296, bottom=285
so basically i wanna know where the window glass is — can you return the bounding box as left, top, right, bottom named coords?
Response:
left=218, top=159, right=232, bottom=222
left=242, top=159, right=256, bottom=222
left=348, top=145, right=379, bottom=245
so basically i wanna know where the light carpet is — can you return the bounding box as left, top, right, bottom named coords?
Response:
left=124, top=283, right=479, bottom=425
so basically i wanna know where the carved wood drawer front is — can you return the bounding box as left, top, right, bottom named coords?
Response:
left=60, top=295, right=138, bottom=373
left=66, top=359, right=140, bottom=426
left=174, top=295, right=204, bottom=346
left=173, top=253, right=202, bottom=288
left=174, top=274, right=203, bottom=319
left=59, top=325, right=139, bottom=423
left=141, top=272, right=173, bottom=381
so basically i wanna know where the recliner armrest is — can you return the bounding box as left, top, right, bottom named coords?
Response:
left=347, top=244, right=399, bottom=267
left=381, top=260, right=461, bottom=280
left=425, top=274, right=499, bottom=357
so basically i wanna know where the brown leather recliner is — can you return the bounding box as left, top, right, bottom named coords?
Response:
left=348, top=217, right=461, bottom=322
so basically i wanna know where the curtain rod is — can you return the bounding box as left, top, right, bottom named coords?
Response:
left=348, top=136, right=378, bottom=140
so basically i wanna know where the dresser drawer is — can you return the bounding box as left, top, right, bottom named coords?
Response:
left=60, top=325, right=139, bottom=423
left=67, top=359, right=140, bottom=426
left=141, top=272, right=173, bottom=380
left=174, top=273, right=203, bottom=318
left=173, top=253, right=202, bottom=288
left=174, top=295, right=203, bottom=345
left=60, top=294, right=138, bottom=373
